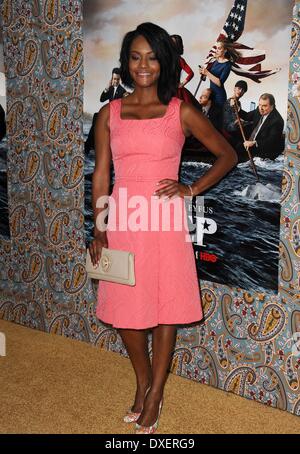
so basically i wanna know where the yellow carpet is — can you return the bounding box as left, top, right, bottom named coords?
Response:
left=0, top=319, right=300, bottom=434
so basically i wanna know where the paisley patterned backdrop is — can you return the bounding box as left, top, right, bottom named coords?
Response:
left=0, top=0, right=300, bottom=416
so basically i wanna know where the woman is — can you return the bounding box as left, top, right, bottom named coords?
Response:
left=171, top=34, right=202, bottom=111
left=170, top=35, right=194, bottom=94
left=199, top=39, right=239, bottom=108
left=89, top=22, right=237, bottom=434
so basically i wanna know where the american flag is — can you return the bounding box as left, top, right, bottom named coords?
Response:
left=204, top=0, right=280, bottom=83
left=221, top=0, right=247, bottom=42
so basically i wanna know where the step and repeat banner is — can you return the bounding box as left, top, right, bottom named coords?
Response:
left=0, top=0, right=300, bottom=416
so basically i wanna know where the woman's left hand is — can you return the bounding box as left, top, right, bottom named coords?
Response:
left=153, top=179, right=192, bottom=199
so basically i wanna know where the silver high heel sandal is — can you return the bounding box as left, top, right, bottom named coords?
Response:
left=135, top=393, right=164, bottom=434
left=123, top=386, right=151, bottom=423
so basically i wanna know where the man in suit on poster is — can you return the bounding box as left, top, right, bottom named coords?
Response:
left=100, top=67, right=127, bottom=103
left=222, top=80, right=248, bottom=147
left=199, top=88, right=222, bottom=131
left=237, top=93, right=285, bottom=162
left=85, top=68, right=127, bottom=154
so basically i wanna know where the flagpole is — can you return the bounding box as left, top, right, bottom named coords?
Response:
left=194, top=68, right=206, bottom=98
left=194, top=77, right=203, bottom=98
left=233, top=97, right=259, bottom=181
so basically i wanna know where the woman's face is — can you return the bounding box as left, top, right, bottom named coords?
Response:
left=128, top=35, right=161, bottom=88
left=215, top=42, right=225, bottom=58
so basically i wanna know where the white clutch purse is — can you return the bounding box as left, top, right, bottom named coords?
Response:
left=85, top=247, right=135, bottom=286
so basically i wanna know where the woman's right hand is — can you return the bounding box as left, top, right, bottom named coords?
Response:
left=88, top=232, right=108, bottom=267
left=199, top=67, right=208, bottom=77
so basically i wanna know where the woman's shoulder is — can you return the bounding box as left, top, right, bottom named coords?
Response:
left=98, top=102, right=110, bottom=117
left=179, top=100, right=202, bottom=119
left=96, top=101, right=116, bottom=127
left=100, top=99, right=122, bottom=115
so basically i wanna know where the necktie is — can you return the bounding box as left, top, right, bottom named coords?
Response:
left=250, top=116, right=264, bottom=140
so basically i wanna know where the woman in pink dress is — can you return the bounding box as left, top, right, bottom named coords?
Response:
left=89, top=22, right=237, bottom=434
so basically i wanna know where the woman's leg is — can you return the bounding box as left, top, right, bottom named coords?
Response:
left=136, top=324, right=177, bottom=426
left=118, top=328, right=152, bottom=412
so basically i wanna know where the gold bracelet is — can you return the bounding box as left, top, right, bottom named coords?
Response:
left=188, top=184, right=194, bottom=197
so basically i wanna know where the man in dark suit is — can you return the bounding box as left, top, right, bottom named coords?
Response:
left=100, top=68, right=127, bottom=103
left=85, top=69, right=127, bottom=154
left=0, top=104, right=6, bottom=141
left=237, top=93, right=284, bottom=162
left=222, top=80, right=248, bottom=147
left=84, top=112, right=98, bottom=155
left=199, top=88, right=222, bottom=131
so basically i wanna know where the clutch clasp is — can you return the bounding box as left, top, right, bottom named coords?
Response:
left=100, top=254, right=112, bottom=272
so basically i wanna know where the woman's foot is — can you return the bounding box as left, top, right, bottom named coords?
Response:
left=135, top=388, right=163, bottom=428
left=123, top=382, right=151, bottom=423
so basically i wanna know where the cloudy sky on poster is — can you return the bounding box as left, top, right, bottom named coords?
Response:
left=82, top=0, right=293, bottom=119
left=0, top=0, right=294, bottom=119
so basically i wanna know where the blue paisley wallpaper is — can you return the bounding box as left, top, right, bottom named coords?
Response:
left=0, top=0, right=300, bottom=417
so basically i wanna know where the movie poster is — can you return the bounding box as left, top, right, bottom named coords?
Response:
left=82, top=0, right=293, bottom=295
left=0, top=1, right=293, bottom=295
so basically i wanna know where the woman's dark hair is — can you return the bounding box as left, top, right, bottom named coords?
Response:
left=119, top=22, right=180, bottom=104
left=235, top=80, right=248, bottom=93
left=170, top=34, right=184, bottom=55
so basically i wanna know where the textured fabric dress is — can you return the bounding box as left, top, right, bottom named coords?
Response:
left=96, top=96, right=203, bottom=329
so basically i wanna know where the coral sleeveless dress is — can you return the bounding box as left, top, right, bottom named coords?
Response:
left=96, top=97, right=203, bottom=329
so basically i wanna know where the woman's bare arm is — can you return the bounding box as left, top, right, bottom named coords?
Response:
left=181, top=102, right=238, bottom=195
left=89, top=104, right=112, bottom=265
left=92, top=103, right=112, bottom=236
